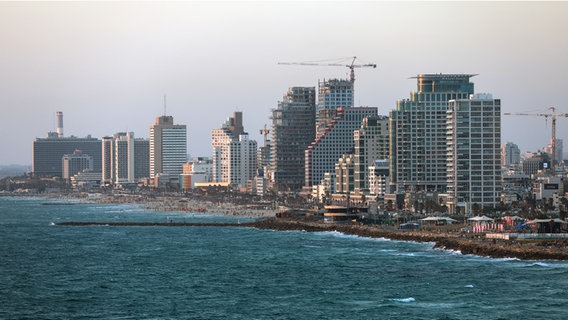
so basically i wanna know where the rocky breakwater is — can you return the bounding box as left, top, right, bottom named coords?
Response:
left=246, top=218, right=568, bottom=261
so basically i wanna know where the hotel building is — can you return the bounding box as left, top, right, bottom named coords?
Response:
left=150, top=116, right=187, bottom=179
left=389, top=74, right=475, bottom=193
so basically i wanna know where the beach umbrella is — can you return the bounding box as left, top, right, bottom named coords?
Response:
left=420, top=216, right=442, bottom=221
left=468, top=215, right=494, bottom=222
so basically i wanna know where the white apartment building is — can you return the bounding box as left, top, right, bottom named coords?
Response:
left=228, top=134, right=258, bottom=188
left=447, top=93, right=502, bottom=213
left=102, top=132, right=149, bottom=186
left=211, top=112, right=244, bottom=183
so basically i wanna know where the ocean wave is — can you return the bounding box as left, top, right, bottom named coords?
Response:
left=392, top=297, right=415, bottom=303
left=520, top=261, right=568, bottom=268
left=315, top=230, right=393, bottom=243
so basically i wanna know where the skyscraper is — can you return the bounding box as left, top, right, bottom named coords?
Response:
left=149, top=116, right=187, bottom=179
left=317, top=79, right=353, bottom=135
left=447, top=93, right=502, bottom=213
left=228, top=134, right=258, bottom=188
left=389, top=74, right=475, bottom=193
left=211, top=112, right=245, bottom=183
left=270, top=87, right=316, bottom=191
left=305, top=107, right=377, bottom=187
left=102, top=132, right=150, bottom=186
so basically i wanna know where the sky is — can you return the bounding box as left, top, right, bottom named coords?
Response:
left=1, top=1, right=567, bottom=166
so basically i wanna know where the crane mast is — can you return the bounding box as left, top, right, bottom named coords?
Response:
left=504, top=107, right=568, bottom=175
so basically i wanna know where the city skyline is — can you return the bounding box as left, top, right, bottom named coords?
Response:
left=1, top=2, right=567, bottom=165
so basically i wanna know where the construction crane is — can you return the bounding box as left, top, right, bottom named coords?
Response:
left=504, top=107, right=568, bottom=175
left=278, top=56, right=377, bottom=84
left=259, top=124, right=270, bottom=148
left=259, top=124, right=270, bottom=168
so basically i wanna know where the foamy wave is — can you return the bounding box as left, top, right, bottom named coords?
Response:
left=522, top=261, right=568, bottom=268
left=464, top=284, right=475, bottom=288
left=392, top=297, right=415, bottom=303
left=315, top=231, right=392, bottom=242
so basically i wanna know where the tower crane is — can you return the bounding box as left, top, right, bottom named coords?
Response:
left=278, top=56, right=377, bottom=84
left=504, top=107, right=568, bottom=175
left=259, top=124, right=271, bottom=168
left=259, top=124, right=270, bottom=148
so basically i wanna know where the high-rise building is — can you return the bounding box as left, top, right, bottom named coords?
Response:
left=353, top=115, right=390, bottom=193
left=33, top=133, right=102, bottom=178
left=447, top=93, right=502, bottom=213
left=150, top=116, right=187, bottom=179
left=305, top=107, right=377, bottom=187
left=102, top=132, right=150, bottom=186
left=270, top=87, right=316, bottom=191
left=134, top=138, right=150, bottom=180
left=102, top=136, right=113, bottom=185
left=390, top=74, right=475, bottom=193
left=502, top=142, right=521, bottom=170
left=317, top=79, right=353, bottom=135
left=211, top=112, right=245, bottom=183
left=228, top=134, right=258, bottom=188
left=113, top=132, right=135, bottom=185
left=62, top=150, right=93, bottom=180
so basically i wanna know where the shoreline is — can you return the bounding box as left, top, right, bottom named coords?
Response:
left=250, top=218, right=568, bottom=261
left=57, top=217, right=568, bottom=261
left=247, top=218, right=568, bottom=261
left=10, top=194, right=568, bottom=261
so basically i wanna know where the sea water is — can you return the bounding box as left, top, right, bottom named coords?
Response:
left=1, top=197, right=568, bottom=320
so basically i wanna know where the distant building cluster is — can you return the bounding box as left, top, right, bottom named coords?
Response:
left=31, top=73, right=568, bottom=214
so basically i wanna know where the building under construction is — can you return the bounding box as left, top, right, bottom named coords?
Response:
left=270, top=87, right=316, bottom=191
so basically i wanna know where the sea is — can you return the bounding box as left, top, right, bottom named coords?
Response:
left=1, top=197, right=568, bottom=320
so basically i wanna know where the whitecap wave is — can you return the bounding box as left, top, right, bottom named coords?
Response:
left=529, top=262, right=550, bottom=267
left=392, top=297, right=415, bottom=303
left=464, top=284, right=475, bottom=288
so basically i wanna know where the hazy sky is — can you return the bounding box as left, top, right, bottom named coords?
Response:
left=1, top=1, right=567, bottom=165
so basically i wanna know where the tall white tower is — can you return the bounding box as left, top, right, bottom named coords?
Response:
left=56, top=111, right=64, bottom=137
